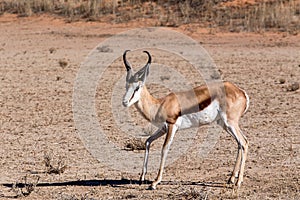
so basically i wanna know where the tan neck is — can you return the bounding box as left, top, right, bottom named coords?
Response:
left=135, top=86, right=161, bottom=122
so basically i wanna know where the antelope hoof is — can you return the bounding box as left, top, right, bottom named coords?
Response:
left=227, top=177, right=235, bottom=185
left=140, top=175, right=145, bottom=185
left=148, top=184, right=156, bottom=190
left=236, top=180, right=243, bottom=188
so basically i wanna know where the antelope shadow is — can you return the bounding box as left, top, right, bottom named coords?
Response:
left=2, top=178, right=229, bottom=189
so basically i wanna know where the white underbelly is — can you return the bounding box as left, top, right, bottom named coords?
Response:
left=175, top=100, right=220, bottom=130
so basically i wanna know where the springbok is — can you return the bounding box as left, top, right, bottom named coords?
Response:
left=122, top=50, right=249, bottom=190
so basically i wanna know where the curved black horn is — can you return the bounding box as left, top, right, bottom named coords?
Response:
left=143, top=51, right=152, bottom=65
left=123, top=50, right=131, bottom=71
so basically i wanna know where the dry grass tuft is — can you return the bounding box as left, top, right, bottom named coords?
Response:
left=11, top=175, right=40, bottom=197
left=59, top=58, right=68, bottom=68
left=170, top=187, right=210, bottom=200
left=57, top=193, right=97, bottom=200
left=226, top=0, right=300, bottom=32
left=124, top=138, right=145, bottom=151
left=0, top=0, right=116, bottom=20
left=0, top=0, right=299, bottom=32
left=43, top=153, right=67, bottom=174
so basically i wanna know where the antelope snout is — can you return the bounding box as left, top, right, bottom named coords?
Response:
left=122, top=100, right=129, bottom=107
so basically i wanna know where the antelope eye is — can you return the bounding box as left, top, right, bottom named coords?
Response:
left=134, top=85, right=140, bottom=92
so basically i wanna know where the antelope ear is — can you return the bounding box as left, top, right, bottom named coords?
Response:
left=136, top=65, right=149, bottom=83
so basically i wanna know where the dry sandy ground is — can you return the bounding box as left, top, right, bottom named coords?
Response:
left=0, top=14, right=299, bottom=199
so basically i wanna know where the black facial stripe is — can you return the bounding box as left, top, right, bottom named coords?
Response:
left=129, top=86, right=140, bottom=102
left=129, top=91, right=135, bottom=102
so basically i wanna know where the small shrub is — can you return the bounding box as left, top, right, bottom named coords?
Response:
left=43, top=153, right=67, bottom=174
left=124, top=138, right=145, bottom=151
left=11, top=175, right=40, bottom=197
left=59, top=59, right=68, bottom=68
left=170, top=187, right=210, bottom=200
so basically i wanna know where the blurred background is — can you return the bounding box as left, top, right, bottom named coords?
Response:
left=1, top=0, right=299, bottom=32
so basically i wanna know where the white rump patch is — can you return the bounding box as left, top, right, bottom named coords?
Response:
left=176, top=100, right=220, bottom=130
left=243, top=90, right=250, bottom=114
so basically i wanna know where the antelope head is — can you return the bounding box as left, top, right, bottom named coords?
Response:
left=122, top=50, right=151, bottom=107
